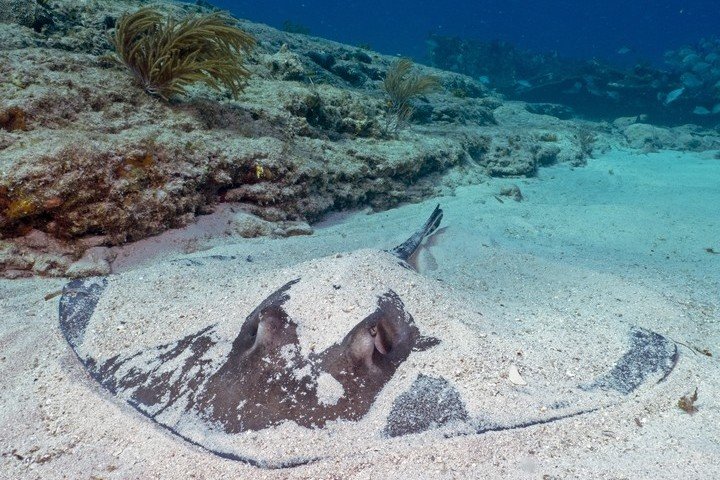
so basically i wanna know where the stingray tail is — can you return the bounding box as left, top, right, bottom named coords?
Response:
left=390, top=205, right=443, bottom=261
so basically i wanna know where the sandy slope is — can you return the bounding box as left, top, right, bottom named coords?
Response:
left=0, top=148, right=718, bottom=479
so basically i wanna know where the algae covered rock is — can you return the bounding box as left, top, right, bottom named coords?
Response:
left=622, top=123, right=720, bottom=151
left=0, top=0, right=39, bottom=28
left=622, top=124, right=675, bottom=150
left=65, top=246, right=114, bottom=278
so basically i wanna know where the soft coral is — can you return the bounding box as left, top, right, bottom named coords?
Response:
left=0, top=106, right=28, bottom=131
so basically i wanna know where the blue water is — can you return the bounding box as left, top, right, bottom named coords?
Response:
left=214, top=0, right=720, bottom=64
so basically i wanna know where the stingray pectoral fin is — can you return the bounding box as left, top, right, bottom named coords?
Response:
left=384, top=374, right=469, bottom=437
left=582, top=327, right=679, bottom=395
left=59, top=277, right=108, bottom=349
left=413, top=336, right=441, bottom=352
left=490, top=327, right=679, bottom=436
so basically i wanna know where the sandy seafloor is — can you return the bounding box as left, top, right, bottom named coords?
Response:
left=1, top=148, right=718, bottom=479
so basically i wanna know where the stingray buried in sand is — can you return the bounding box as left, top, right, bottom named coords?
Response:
left=59, top=206, right=678, bottom=468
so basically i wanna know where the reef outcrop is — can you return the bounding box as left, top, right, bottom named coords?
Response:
left=1, top=1, right=717, bottom=277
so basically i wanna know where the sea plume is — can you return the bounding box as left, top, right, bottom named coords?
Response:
left=382, top=58, right=440, bottom=133
left=111, top=7, right=255, bottom=100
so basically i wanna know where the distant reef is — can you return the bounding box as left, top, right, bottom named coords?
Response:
left=1, top=0, right=719, bottom=277
left=428, top=35, right=720, bottom=128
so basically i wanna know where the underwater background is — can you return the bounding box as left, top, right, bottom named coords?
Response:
left=211, top=0, right=720, bottom=127
left=215, top=0, right=720, bottom=64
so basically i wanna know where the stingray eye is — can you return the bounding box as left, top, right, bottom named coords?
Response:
left=253, top=322, right=266, bottom=343
left=373, top=323, right=392, bottom=355
left=245, top=316, right=265, bottom=349
left=349, top=317, right=406, bottom=365
left=248, top=316, right=261, bottom=339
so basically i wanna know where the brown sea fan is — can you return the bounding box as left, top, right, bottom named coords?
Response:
left=112, top=7, right=255, bottom=100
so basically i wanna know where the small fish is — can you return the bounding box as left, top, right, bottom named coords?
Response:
left=693, top=106, right=711, bottom=115
left=617, top=46, right=632, bottom=55
left=563, top=81, right=583, bottom=95
left=515, top=79, right=532, bottom=89
left=663, top=87, right=685, bottom=105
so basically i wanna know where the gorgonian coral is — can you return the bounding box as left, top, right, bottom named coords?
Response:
left=383, top=58, right=440, bottom=133
left=112, top=7, right=255, bottom=100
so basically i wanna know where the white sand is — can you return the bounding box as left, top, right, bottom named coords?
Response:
left=1, top=149, right=718, bottom=478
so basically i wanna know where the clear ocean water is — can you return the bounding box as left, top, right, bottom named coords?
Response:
left=215, top=0, right=720, bottom=64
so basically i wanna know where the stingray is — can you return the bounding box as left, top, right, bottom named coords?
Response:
left=59, top=206, right=678, bottom=468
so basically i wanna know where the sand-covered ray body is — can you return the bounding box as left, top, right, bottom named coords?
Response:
left=59, top=207, right=677, bottom=468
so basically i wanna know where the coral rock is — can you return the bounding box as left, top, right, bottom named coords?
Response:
left=65, top=247, right=114, bottom=278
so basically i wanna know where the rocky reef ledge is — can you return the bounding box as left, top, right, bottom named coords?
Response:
left=1, top=0, right=718, bottom=277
